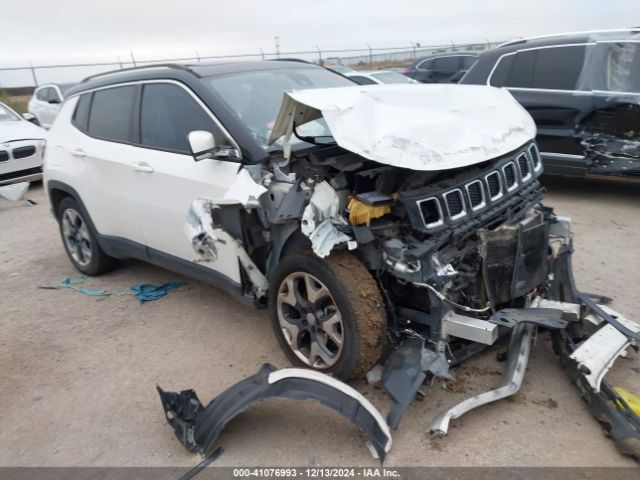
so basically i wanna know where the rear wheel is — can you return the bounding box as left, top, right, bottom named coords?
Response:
left=269, top=250, right=387, bottom=379
left=57, top=196, right=117, bottom=275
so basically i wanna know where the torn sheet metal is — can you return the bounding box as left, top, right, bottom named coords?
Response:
left=222, top=168, right=267, bottom=207
left=268, top=84, right=536, bottom=171
left=185, top=199, right=269, bottom=297
left=428, top=323, right=534, bottom=437
left=301, top=181, right=352, bottom=258
left=0, top=181, right=29, bottom=202
left=157, top=363, right=392, bottom=461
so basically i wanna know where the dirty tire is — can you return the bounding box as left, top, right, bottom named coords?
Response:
left=57, top=196, right=117, bottom=276
left=269, top=250, right=387, bottom=380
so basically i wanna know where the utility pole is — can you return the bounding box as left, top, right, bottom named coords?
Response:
left=274, top=36, right=280, bottom=59
left=130, top=51, right=137, bottom=67
left=29, top=61, right=38, bottom=87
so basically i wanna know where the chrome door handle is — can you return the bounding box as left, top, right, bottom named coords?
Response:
left=131, top=162, right=154, bottom=173
left=69, top=148, right=86, bottom=158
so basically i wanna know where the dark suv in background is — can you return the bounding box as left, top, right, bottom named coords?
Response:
left=461, top=29, right=640, bottom=178
left=403, top=52, right=478, bottom=83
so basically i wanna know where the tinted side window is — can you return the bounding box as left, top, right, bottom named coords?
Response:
left=433, top=56, right=461, bottom=70
left=140, top=83, right=220, bottom=153
left=417, top=59, right=434, bottom=70
left=532, top=45, right=586, bottom=90
left=508, top=50, right=536, bottom=87
left=72, top=94, right=92, bottom=131
left=460, top=56, right=477, bottom=69
left=491, top=46, right=586, bottom=90
left=489, top=54, right=515, bottom=86
left=348, top=75, right=377, bottom=85
left=88, top=86, right=136, bottom=142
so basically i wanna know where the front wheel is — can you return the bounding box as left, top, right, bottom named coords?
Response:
left=269, top=251, right=387, bottom=379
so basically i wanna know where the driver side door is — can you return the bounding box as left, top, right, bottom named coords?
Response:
left=129, top=81, right=243, bottom=284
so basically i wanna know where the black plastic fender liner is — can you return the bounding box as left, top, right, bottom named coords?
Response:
left=157, top=363, right=392, bottom=461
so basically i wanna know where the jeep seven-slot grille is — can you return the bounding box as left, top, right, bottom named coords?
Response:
left=503, top=163, right=517, bottom=189
left=518, top=154, right=530, bottom=180
left=528, top=144, right=541, bottom=170
left=409, top=143, right=543, bottom=231
left=486, top=171, right=502, bottom=199
left=466, top=181, right=484, bottom=209
left=445, top=190, right=465, bottom=218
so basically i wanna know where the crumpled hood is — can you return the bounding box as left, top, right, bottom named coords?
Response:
left=0, top=121, right=47, bottom=143
left=268, top=84, right=536, bottom=171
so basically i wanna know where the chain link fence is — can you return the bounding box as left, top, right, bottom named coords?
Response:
left=0, top=40, right=506, bottom=89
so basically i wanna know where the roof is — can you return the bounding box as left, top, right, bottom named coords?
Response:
left=66, top=60, right=323, bottom=97
left=498, top=28, right=640, bottom=49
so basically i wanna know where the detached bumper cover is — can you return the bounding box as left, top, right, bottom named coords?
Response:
left=158, top=363, right=392, bottom=461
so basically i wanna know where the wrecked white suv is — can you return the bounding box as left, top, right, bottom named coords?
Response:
left=43, top=61, right=564, bottom=378
left=43, top=62, right=638, bottom=430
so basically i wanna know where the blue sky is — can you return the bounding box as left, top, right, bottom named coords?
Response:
left=1, top=0, right=637, bottom=86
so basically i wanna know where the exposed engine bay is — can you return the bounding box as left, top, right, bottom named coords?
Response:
left=180, top=85, right=640, bottom=461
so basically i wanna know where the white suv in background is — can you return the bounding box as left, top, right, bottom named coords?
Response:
left=28, top=83, right=76, bottom=128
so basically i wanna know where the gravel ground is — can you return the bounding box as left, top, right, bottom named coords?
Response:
left=0, top=176, right=638, bottom=467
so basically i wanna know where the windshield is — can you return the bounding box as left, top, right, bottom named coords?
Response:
left=371, top=71, right=414, bottom=84
left=0, top=103, right=20, bottom=122
left=207, top=67, right=353, bottom=150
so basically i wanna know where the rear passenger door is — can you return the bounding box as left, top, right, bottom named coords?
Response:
left=74, top=85, right=148, bottom=249
left=130, top=81, right=242, bottom=283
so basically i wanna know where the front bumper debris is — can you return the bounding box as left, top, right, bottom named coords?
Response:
left=158, top=363, right=392, bottom=461
left=422, top=297, right=640, bottom=460
left=428, top=322, right=535, bottom=437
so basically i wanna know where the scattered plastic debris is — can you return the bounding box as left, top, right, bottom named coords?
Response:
left=0, top=182, right=29, bottom=202
left=131, top=281, right=187, bottom=303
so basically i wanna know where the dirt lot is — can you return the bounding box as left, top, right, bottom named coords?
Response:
left=1, top=176, right=639, bottom=467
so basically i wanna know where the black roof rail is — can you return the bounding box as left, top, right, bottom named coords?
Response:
left=269, top=58, right=315, bottom=65
left=80, top=63, right=198, bottom=83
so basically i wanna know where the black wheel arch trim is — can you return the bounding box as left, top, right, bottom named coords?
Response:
left=157, top=363, right=392, bottom=461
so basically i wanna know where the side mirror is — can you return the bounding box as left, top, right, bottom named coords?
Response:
left=188, top=130, right=241, bottom=162
left=188, top=130, right=216, bottom=161
left=22, top=113, right=39, bottom=125
left=48, top=98, right=60, bottom=105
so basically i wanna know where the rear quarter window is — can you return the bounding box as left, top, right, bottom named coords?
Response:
left=88, top=86, right=136, bottom=142
left=72, top=94, right=92, bottom=132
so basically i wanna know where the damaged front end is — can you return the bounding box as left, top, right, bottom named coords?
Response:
left=180, top=83, right=639, bottom=460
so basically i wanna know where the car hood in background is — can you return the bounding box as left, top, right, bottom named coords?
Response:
left=268, top=84, right=536, bottom=171
left=0, top=121, right=47, bottom=144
